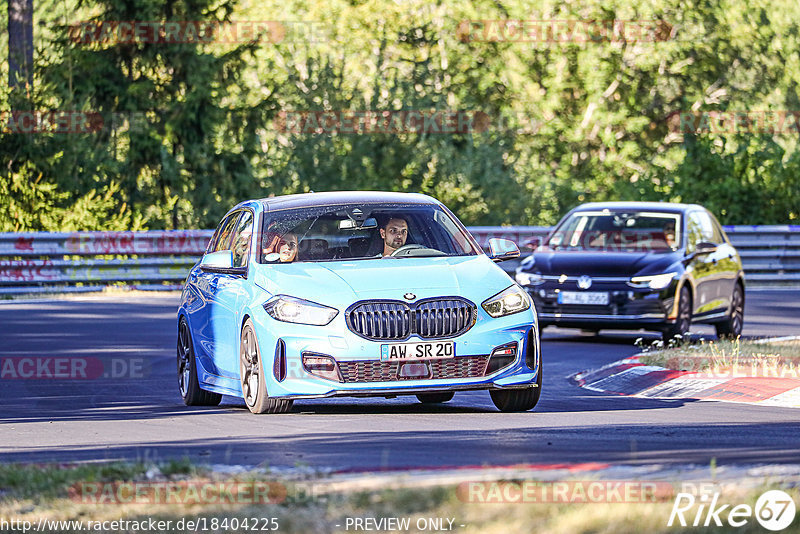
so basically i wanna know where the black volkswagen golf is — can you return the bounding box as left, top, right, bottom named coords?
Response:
left=514, top=202, right=745, bottom=342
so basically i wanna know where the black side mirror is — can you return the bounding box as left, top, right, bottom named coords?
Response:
left=694, top=242, right=718, bottom=255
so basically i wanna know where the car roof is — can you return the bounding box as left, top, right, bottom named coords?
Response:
left=569, top=201, right=703, bottom=214
left=253, top=191, right=438, bottom=211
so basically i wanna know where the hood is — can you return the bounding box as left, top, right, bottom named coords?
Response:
left=252, top=255, right=512, bottom=304
left=528, top=249, right=681, bottom=277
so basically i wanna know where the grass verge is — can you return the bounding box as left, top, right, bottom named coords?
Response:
left=1, top=461, right=799, bottom=533
left=638, top=337, right=800, bottom=377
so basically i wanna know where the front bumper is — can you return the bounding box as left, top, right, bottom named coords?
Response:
left=252, top=307, right=540, bottom=400
left=526, top=282, right=676, bottom=331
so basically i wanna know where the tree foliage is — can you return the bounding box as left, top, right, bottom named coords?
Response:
left=1, top=0, right=798, bottom=230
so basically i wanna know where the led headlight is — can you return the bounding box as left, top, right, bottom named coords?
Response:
left=515, top=271, right=544, bottom=286
left=628, top=272, right=677, bottom=290
left=263, top=295, right=338, bottom=326
left=482, top=285, right=531, bottom=318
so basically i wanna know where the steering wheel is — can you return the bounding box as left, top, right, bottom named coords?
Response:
left=390, top=244, right=427, bottom=257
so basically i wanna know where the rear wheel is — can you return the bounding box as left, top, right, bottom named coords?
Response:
left=240, top=319, right=293, bottom=414
left=416, top=392, right=454, bottom=404
left=490, top=352, right=542, bottom=412
left=715, top=283, right=744, bottom=339
left=663, top=285, right=692, bottom=343
left=177, top=318, right=222, bottom=406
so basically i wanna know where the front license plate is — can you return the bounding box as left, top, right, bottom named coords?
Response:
left=558, top=291, right=609, bottom=305
left=380, top=341, right=456, bottom=362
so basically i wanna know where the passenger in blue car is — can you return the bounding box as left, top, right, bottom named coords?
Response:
left=262, top=231, right=298, bottom=262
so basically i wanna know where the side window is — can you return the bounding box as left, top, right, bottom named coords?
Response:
left=212, top=212, right=241, bottom=253
left=231, top=211, right=254, bottom=268
left=686, top=213, right=704, bottom=253
left=707, top=212, right=726, bottom=243
left=695, top=211, right=719, bottom=243
left=207, top=218, right=226, bottom=253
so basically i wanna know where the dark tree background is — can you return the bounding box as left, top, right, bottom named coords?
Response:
left=1, top=0, right=799, bottom=230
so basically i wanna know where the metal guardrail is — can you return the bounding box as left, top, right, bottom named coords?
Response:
left=723, top=225, right=800, bottom=285
left=0, top=231, right=213, bottom=294
left=0, top=225, right=797, bottom=295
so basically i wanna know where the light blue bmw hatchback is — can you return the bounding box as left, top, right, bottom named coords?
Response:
left=177, top=191, right=541, bottom=413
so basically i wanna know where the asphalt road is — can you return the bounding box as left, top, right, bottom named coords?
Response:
left=1, top=289, right=799, bottom=470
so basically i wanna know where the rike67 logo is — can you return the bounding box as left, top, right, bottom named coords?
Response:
left=668, top=489, right=796, bottom=531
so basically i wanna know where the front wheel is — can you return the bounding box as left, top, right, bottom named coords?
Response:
left=663, top=285, right=692, bottom=343
left=177, top=318, right=222, bottom=406
left=490, top=353, right=542, bottom=412
left=240, top=319, right=293, bottom=414
left=490, top=386, right=540, bottom=412
left=715, top=283, right=744, bottom=339
left=416, top=392, right=454, bottom=404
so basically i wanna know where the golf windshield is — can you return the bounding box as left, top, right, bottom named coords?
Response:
left=547, top=211, right=681, bottom=252
left=259, top=204, right=479, bottom=263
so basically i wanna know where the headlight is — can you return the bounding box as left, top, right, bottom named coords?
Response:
left=515, top=271, right=544, bottom=286
left=263, top=295, right=338, bottom=325
left=482, top=285, right=531, bottom=318
left=628, top=272, right=677, bottom=290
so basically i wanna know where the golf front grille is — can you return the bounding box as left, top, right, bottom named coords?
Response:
left=346, top=298, right=476, bottom=341
left=337, top=355, right=489, bottom=383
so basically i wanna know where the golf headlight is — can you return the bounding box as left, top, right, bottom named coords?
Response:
left=263, top=295, right=338, bottom=325
left=482, top=285, right=531, bottom=318
left=515, top=271, right=544, bottom=286
left=628, top=272, right=677, bottom=290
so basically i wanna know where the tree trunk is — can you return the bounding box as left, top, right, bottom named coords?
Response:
left=8, top=0, right=34, bottom=95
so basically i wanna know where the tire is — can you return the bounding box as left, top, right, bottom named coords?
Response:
left=240, top=319, right=293, bottom=414
left=715, top=283, right=744, bottom=339
left=663, top=285, right=692, bottom=343
left=490, top=352, right=542, bottom=412
left=416, top=392, right=455, bottom=404
left=178, top=318, right=222, bottom=406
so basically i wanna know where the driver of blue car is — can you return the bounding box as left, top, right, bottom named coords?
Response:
left=380, top=217, right=408, bottom=256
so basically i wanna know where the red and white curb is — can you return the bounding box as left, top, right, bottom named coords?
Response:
left=569, top=341, right=800, bottom=408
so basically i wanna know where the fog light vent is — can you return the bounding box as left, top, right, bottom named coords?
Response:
left=302, top=352, right=342, bottom=382
left=273, top=339, right=287, bottom=382
left=525, top=328, right=539, bottom=370
left=485, top=342, right=517, bottom=375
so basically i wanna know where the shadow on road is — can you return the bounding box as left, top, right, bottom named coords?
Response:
left=1, top=421, right=799, bottom=469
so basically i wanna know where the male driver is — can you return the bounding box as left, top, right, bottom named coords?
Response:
left=380, top=217, right=408, bottom=256
left=664, top=220, right=677, bottom=249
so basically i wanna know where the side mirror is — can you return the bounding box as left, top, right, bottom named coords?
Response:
left=487, top=238, right=520, bottom=262
left=200, top=250, right=234, bottom=270
left=695, top=242, right=718, bottom=255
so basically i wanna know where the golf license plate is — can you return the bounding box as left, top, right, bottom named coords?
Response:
left=380, top=341, right=455, bottom=362
left=558, top=291, right=609, bottom=305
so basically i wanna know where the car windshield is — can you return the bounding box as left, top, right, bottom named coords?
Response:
left=547, top=211, right=681, bottom=252
left=258, top=203, right=478, bottom=263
